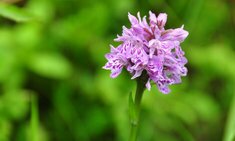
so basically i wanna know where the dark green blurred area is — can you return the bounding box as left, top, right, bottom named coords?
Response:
left=0, top=0, right=235, bottom=141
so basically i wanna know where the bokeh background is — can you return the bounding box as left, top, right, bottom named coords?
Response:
left=0, top=0, right=235, bottom=141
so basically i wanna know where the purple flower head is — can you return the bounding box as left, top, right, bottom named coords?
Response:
left=103, top=11, right=189, bottom=94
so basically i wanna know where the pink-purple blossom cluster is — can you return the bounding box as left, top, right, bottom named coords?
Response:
left=103, top=11, right=189, bottom=94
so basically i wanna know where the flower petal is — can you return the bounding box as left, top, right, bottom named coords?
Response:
left=128, top=12, right=139, bottom=25
left=131, top=69, right=143, bottom=79
left=110, top=68, right=123, bottom=78
left=146, top=79, right=151, bottom=91
left=149, top=11, right=157, bottom=24
left=161, top=27, right=189, bottom=42
left=157, top=13, right=167, bottom=29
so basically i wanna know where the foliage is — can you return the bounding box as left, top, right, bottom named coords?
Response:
left=0, top=0, right=234, bottom=141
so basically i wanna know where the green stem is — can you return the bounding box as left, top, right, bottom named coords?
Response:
left=129, top=73, right=148, bottom=141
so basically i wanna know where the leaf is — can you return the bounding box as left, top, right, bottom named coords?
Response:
left=0, top=90, right=29, bottom=119
left=31, top=94, right=39, bottom=141
left=223, top=89, right=235, bottom=141
left=27, top=53, right=72, bottom=79
left=0, top=3, right=34, bottom=22
left=0, top=119, right=11, bottom=141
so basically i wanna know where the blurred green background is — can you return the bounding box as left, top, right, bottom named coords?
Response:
left=0, top=0, right=235, bottom=141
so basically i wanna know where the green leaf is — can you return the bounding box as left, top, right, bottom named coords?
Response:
left=0, top=3, right=34, bottom=22
left=223, top=88, right=235, bottom=141
left=0, top=119, right=11, bottom=141
left=31, top=94, right=39, bottom=141
left=0, top=90, right=29, bottom=119
left=27, top=53, right=72, bottom=79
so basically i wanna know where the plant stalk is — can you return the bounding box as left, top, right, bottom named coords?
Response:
left=129, top=73, right=148, bottom=141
